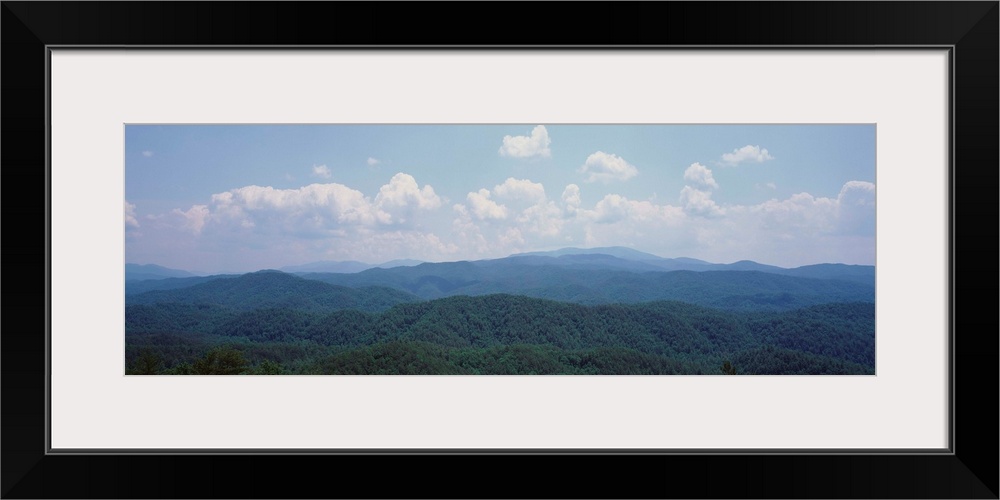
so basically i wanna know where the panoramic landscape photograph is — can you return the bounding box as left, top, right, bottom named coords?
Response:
left=124, top=124, right=876, bottom=375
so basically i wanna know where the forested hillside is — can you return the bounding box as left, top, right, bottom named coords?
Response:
left=126, top=270, right=420, bottom=313
left=126, top=292, right=874, bottom=375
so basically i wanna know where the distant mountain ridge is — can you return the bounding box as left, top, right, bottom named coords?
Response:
left=279, top=260, right=373, bottom=274
left=376, top=259, right=424, bottom=269
left=125, top=250, right=874, bottom=311
left=126, top=270, right=421, bottom=313
left=279, top=259, right=426, bottom=274
left=302, top=263, right=873, bottom=311
left=511, top=247, right=873, bottom=280
left=514, top=246, right=669, bottom=261
left=132, top=248, right=871, bottom=281
left=125, top=263, right=198, bottom=281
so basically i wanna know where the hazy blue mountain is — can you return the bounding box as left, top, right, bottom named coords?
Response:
left=124, top=252, right=874, bottom=305
left=279, top=260, right=373, bottom=274
left=125, top=263, right=197, bottom=281
left=376, top=259, right=424, bottom=268
left=514, top=246, right=665, bottom=261
left=125, top=275, right=233, bottom=295
left=126, top=270, right=421, bottom=313
left=672, top=257, right=713, bottom=265
left=506, top=248, right=874, bottom=283
left=774, top=264, right=876, bottom=284
left=640, top=259, right=713, bottom=272
left=505, top=254, right=667, bottom=272
left=509, top=248, right=790, bottom=274
left=301, top=260, right=874, bottom=312
left=712, top=260, right=785, bottom=273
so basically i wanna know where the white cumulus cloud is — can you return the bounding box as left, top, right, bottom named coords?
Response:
left=683, top=162, right=719, bottom=189
left=367, top=157, right=380, bottom=167
left=679, top=186, right=724, bottom=217
left=835, top=180, right=875, bottom=235
left=837, top=180, right=875, bottom=205
left=125, top=201, right=140, bottom=229
left=499, top=227, right=526, bottom=247
left=312, top=164, right=332, bottom=178
left=207, top=174, right=441, bottom=233
left=465, top=189, right=508, bottom=220
left=579, top=151, right=638, bottom=183
left=584, top=193, right=684, bottom=224
left=748, top=191, right=840, bottom=235
left=374, top=172, right=442, bottom=212
left=561, top=184, right=582, bottom=214
left=517, top=201, right=564, bottom=236
left=172, top=205, right=211, bottom=234
left=211, top=183, right=387, bottom=226
left=498, top=125, right=551, bottom=159
left=721, top=145, right=774, bottom=165
left=589, top=194, right=630, bottom=223
left=493, top=177, right=546, bottom=204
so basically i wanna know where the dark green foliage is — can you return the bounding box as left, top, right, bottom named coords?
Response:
left=452, top=344, right=567, bottom=375
left=254, top=359, right=285, bottom=375
left=728, top=345, right=875, bottom=375
left=126, top=291, right=875, bottom=375
left=745, top=302, right=875, bottom=366
left=164, top=363, right=195, bottom=375
left=309, top=343, right=700, bottom=375
left=191, top=345, right=249, bottom=375
left=721, top=360, right=737, bottom=375
left=126, top=348, right=163, bottom=375
left=126, top=303, right=236, bottom=334
left=125, top=304, right=180, bottom=332
left=213, top=308, right=318, bottom=342
left=559, top=347, right=694, bottom=375
left=310, top=341, right=466, bottom=375
left=125, top=331, right=221, bottom=370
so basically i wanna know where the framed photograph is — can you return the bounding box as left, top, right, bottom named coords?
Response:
left=121, top=122, right=878, bottom=379
left=4, top=2, right=996, bottom=498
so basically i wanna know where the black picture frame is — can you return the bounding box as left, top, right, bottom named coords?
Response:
left=3, top=2, right=996, bottom=498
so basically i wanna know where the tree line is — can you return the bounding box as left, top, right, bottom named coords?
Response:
left=126, top=294, right=875, bottom=375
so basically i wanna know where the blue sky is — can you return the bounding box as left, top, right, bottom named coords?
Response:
left=125, top=124, right=875, bottom=273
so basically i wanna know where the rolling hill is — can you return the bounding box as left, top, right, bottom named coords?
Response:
left=126, top=270, right=421, bottom=313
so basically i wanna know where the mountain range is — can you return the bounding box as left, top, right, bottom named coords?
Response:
left=127, top=247, right=874, bottom=282
left=125, top=248, right=876, bottom=375
left=127, top=262, right=873, bottom=314
left=126, top=270, right=419, bottom=313
left=125, top=263, right=198, bottom=281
